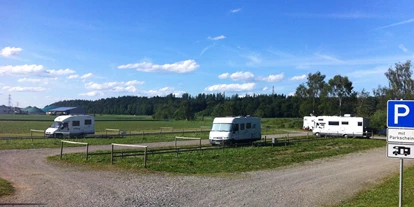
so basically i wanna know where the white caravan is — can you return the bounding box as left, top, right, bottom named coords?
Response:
left=303, top=116, right=316, bottom=131
left=209, top=116, right=261, bottom=145
left=45, top=115, right=95, bottom=138
left=312, top=115, right=371, bottom=138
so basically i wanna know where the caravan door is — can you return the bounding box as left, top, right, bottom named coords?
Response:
left=231, top=123, right=240, bottom=140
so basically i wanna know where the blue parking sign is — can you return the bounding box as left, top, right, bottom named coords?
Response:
left=388, top=100, right=414, bottom=128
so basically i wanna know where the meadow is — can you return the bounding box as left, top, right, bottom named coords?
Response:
left=0, top=114, right=303, bottom=136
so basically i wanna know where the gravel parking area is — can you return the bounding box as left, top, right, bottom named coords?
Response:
left=0, top=139, right=411, bottom=207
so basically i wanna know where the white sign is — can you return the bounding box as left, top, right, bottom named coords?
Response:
left=387, top=143, right=414, bottom=159
left=387, top=128, right=414, bottom=143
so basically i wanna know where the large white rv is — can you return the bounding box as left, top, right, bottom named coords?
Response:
left=209, top=116, right=261, bottom=145
left=303, top=116, right=316, bottom=131
left=312, top=115, right=372, bottom=138
left=45, top=115, right=95, bottom=138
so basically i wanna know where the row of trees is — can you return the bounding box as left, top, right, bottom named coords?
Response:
left=49, top=61, right=414, bottom=130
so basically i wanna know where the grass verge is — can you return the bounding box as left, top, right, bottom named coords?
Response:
left=48, top=138, right=385, bottom=175
left=0, top=132, right=209, bottom=150
left=339, top=164, right=414, bottom=207
left=0, top=178, right=15, bottom=197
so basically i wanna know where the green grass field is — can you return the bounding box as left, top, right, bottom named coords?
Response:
left=0, top=178, right=14, bottom=197
left=48, top=138, right=385, bottom=175
left=0, top=115, right=302, bottom=136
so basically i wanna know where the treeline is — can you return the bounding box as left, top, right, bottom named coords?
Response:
left=49, top=60, right=414, bottom=130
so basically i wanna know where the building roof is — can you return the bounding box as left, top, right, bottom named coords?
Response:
left=49, top=107, right=78, bottom=112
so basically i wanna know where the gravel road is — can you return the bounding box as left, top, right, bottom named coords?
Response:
left=0, top=138, right=409, bottom=207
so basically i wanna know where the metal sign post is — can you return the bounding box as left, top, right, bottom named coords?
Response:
left=399, top=158, right=403, bottom=207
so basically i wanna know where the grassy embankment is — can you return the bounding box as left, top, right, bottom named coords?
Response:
left=48, top=138, right=385, bottom=175
left=0, top=178, right=14, bottom=197
left=339, top=165, right=414, bottom=207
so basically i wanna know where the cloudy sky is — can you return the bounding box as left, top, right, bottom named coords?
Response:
left=1, top=0, right=414, bottom=108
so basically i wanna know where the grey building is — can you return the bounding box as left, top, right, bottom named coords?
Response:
left=46, top=107, right=86, bottom=115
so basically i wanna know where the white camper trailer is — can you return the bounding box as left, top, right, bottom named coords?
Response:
left=312, top=115, right=372, bottom=138
left=45, top=115, right=95, bottom=138
left=209, top=116, right=261, bottom=145
left=303, top=116, right=316, bottom=131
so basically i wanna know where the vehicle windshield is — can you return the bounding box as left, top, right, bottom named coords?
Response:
left=50, top=121, right=62, bottom=128
left=211, top=123, right=232, bottom=132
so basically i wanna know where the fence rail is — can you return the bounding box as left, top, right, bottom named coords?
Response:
left=111, top=143, right=148, bottom=167
left=60, top=140, right=89, bottom=160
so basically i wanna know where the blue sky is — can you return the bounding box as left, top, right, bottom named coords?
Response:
left=1, top=0, right=414, bottom=108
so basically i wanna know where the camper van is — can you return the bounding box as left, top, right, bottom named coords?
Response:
left=209, top=116, right=261, bottom=145
left=312, top=114, right=372, bottom=138
left=303, top=116, right=316, bottom=131
left=45, top=115, right=95, bottom=138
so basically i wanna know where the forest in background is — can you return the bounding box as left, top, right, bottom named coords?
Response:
left=49, top=61, right=413, bottom=130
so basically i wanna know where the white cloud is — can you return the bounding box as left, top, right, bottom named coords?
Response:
left=1, top=47, right=22, bottom=57
left=142, top=87, right=185, bottom=97
left=230, top=71, right=255, bottom=81
left=218, top=73, right=230, bottom=79
left=17, top=78, right=42, bottom=83
left=288, top=92, right=295, bottom=96
left=261, top=73, right=284, bottom=82
left=314, top=53, right=345, bottom=63
left=2, top=86, right=47, bottom=92
left=80, top=73, right=93, bottom=79
left=118, top=59, right=199, bottom=73
left=68, top=75, right=79, bottom=79
left=208, top=35, right=226, bottom=41
left=0, top=64, right=44, bottom=76
left=262, top=87, right=269, bottom=91
left=347, top=66, right=388, bottom=78
left=85, top=80, right=144, bottom=92
left=79, top=91, right=104, bottom=97
left=205, top=83, right=256, bottom=92
left=200, top=44, right=216, bottom=56
left=244, top=54, right=262, bottom=65
left=230, top=8, right=242, bottom=13
left=47, top=68, right=76, bottom=76
left=125, top=80, right=145, bottom=86
left=290, top=74, right=306, bottom=81
left=376, top=18, right=414, bottom=30
left=219, top=71, right=255, bottom=81
left=399, top=44, right=409, bottom=53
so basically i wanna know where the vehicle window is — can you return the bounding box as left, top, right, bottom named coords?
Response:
left=73, top=121, right=80, bottom=126
left=246, top=123, right=251, bottom=129
left=85, top=119, right=92, bottom=125
left=241, top=123, right=245, bottom=130
left=328, top=121, right=339, bottom=126
left=358, top=122, right=362, bottom=126
left=342, top=121, right=348, bottom=125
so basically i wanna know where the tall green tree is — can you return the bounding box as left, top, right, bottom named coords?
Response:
left=384, top=60, right=414, bottom=100
left=327, top=75, right=355, bottom=115
left=295, top=71, right=326, bottom=116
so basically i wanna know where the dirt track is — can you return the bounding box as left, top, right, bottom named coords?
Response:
left=0, top=138, right=410, bottom=207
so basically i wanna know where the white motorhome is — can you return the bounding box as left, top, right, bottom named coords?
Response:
left=312, top=114, right=372, bottom=138
left=45, top=115, right=95, bottom=138
left=209, top=116, right=261, bottom=145
left=303, top=116, right=316, bottom=131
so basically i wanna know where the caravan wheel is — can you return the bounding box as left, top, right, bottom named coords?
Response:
left=343, top=134, right=349, bottom=138
left=315, top=132, right=320, bottom=137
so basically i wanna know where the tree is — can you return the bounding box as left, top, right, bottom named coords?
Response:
left=294, top=71, right=326, bottom=116
left=327, top=75, right=355, bottom=115
left=385, top=60, right=414, bottom=100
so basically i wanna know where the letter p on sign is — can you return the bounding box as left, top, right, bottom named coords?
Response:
left=395, top=104, right=410, bottom=124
